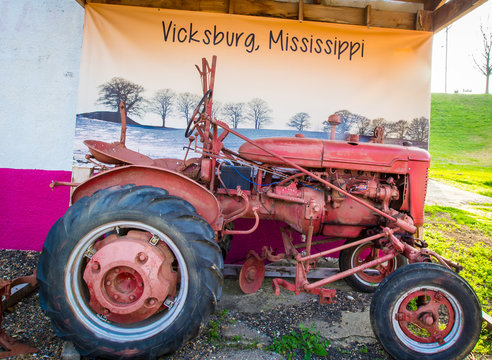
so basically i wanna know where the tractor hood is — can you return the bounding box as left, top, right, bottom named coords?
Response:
left=238, top=137, right=430, bottom=174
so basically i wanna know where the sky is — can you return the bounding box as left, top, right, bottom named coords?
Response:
left=431, top=0, right=492, bottom=94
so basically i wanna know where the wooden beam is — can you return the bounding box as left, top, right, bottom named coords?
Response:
left=84, top=0, right=422, bottom=31
left=223, top=264, right=341, bottom=279
left=424, top=0, right=446, bottom=11
left=86, top=0, right=224, bottom=12
left=370, top=7, right=417, bottom=30
left=303, top=4, right=417, bottom=30
left=416, top=9, right=433, bottom=31
left=304, top=4, right=365, bottom=26
left=433, top=0, right=488, bottom=32
left=229, top=0, right=298, bottom=19
left=388, top=0, right=425, bottom=3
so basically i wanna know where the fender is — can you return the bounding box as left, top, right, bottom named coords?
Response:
left=72, top=165, right=222, bottom=230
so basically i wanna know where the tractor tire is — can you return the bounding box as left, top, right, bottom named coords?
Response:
left=37, top=185, right=223, bottom=359
left=339, top=238, right=407, bottom=292
left=370, top=263, right=481, bottom=360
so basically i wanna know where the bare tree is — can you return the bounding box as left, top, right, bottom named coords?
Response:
left=212, top=100, right=222, bottom=120
left=371, top=118, right=388, bottom=130
left=406, top=117, right=429, bottom=142
left=148, top=89, right=175, bottom=127
left=96, top=77, right=145, bottom=116
left=247, top=98, right=272, bottom=129
left=287, top=112, right=311, bottom=131
left=354, top=115, right=372, bottom=136
left=323, top=110, right=366, bottom=137
left=473, top=23, right=492, bottom=94
left=222, top=102, right=245, bottom=128
left=387, top=120, right=409, bottom=139
left=176, top=92, right=201, bottom=123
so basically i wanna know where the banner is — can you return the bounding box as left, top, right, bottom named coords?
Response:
left=75, top=3, right=432, bottom=165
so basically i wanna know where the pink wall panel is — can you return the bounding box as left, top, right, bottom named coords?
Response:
left=225, top=219, right=343, bottom=264
left=0, top=168, right=71, bottom=251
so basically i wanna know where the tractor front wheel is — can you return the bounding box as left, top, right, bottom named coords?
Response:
left=370, top=263, right=481, bottom=360
left=37, top=185, right=223, bottom=359
left=339, top=238, right=407, bottom=292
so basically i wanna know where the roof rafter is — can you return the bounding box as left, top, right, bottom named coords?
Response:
left=433, top=0, right=488, bottom=32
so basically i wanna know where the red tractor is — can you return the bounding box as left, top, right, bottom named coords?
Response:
left=38, top=56, right=481, bottom=359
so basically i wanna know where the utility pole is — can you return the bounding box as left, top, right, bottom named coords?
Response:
left=445, top=26, right=450, bottom=93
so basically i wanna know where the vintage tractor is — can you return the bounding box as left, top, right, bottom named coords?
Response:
left=38, top=56, right=481, bottom=359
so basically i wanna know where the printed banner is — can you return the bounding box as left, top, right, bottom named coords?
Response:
left=75, top=3, right=432, bottom=165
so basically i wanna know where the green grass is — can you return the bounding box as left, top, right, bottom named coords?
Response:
left=206, top=309, right=230, bottom=342
left=424, top=206, right=492, bottom=354
left=429, top=94, right=492, bottom=197
left=430, top=94, right=492, bottom=166
left=268, top=324, right=330, bottom=360
left=429, top=164, right=492, bottom=197
left=425, top=205, right=492, bottom=236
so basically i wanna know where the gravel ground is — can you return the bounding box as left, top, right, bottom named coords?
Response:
left=1, top=250, right=63, bottom=359
left=1, top=249, right=389, bottom=360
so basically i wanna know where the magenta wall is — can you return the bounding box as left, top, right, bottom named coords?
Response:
left=225, top=219, right=342, bottom=264
left=0, top=168, right=71, bottom=251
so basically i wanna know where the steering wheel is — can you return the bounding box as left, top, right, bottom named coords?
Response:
left=185, top=90, right=213, bottom=138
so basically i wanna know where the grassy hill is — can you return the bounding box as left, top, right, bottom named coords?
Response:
left=429, top=94, right=492, bottom=197
left=430, top=94, right=492, bottom=165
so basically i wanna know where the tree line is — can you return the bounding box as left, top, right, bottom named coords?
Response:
left=96, top=77, right=274, bottom=129
left=96, top=77, right=429, bottom=141
left=321, top=110, right=429, bottom=142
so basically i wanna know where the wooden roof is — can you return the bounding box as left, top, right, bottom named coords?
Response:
left=74, top=0, right=488, bottom=33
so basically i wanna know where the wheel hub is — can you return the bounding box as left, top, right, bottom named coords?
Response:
left=83, top=230, right=177, bottom=323
left=396, top=290, right=455, bottom=345
left=103, top=266, right=144, bottom=305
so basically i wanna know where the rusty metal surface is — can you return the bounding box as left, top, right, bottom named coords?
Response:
left=238, top=136, right=430, bottom=173
left=0, top=275, right=38, bottom=358
left=396, top=290, right=455, bottom=345
left=84, top=140, right=155, bottom=166
left=239, top=256, right=265, bottom=294
left=71, top=165, right=222, bottom=230
left=83, top=231, right=177, bottom=323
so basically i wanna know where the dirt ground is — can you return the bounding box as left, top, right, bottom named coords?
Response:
left=1, top=181, right=491, bottom=359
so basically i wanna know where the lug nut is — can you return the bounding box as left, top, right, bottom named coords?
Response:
left=114, top=267, right=120, bottom=273
left=103, top=308, right=110, bottom=315
left=113, top=294, right=119, bottom=300
left=105, top=280, right=111, bottom=286
left=129, top=295, right=136, bottom=301
left=146, top=297, right=157, bottom=306
left=423, top=314, right=434, bottom=326
left=137, top=252, right=148, bottom=263
left=92, top=262, right=100, bottom=271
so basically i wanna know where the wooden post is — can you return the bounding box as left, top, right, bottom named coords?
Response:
left=365, top=5, right=372, bottom=27
left=416, top=9, right=433, bottom=31
left=299, top=0, right=304, bottom=21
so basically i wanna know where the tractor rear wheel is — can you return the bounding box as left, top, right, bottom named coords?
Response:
left=371, top=263, right=481, bottom=360
left=37, top=185, right=223, bottom=359
left=339, top=238, right=407, bottom=292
